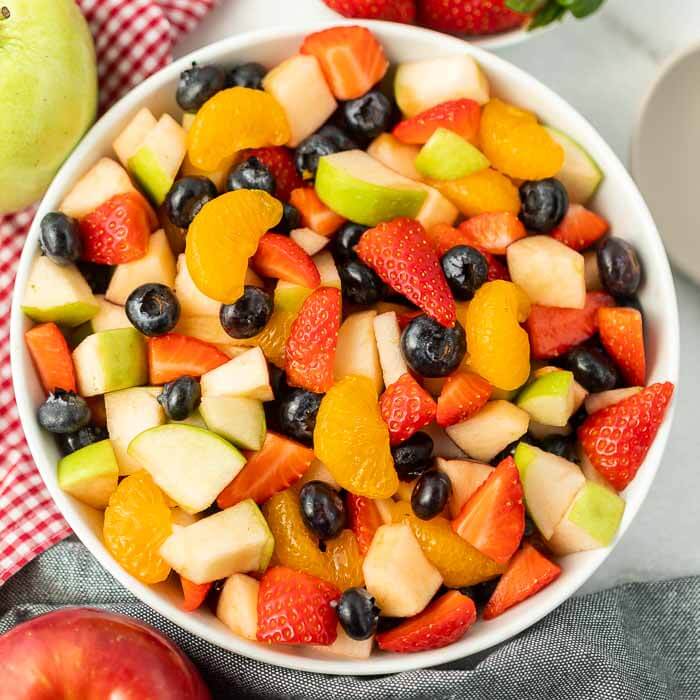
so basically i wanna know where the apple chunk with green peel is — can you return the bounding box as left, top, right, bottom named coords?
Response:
left=545, top=127, right=603, bottom=204
left=200, top=396, right=266, bottom=451
left=128, top=423, right=246, bottom=514
left=368, top=133, right=424, bottom=182
left=200, top=346, right=273, bottom=401
left=57, top=439, right=119, bottom=509
left=415, top=128, right=490, bottom=181
left=334, top=310, right=383, bottom=394
left=517, top=370, right=577, bottom=427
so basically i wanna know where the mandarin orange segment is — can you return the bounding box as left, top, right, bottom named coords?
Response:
left=103, top=471, right=172, bottom=584
left=187, top=87, right=290, bottom=171
left=185, top=190, right=282, bottom=303
left=245, top=308, right=296, bottom=368
left=480, top=98, right=564, bottom=180
left=324, top=529, right=365, bottom=590
left=431, top=168, right=520, bottom=217
left=314, top=375, right=398, bottom=499
left=466, top=280, right=531, bottom=391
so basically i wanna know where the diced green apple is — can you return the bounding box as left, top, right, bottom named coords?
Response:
left=313, top=626, right=374, bottom=660
left=415, top=128, right=489, bottom=181
left=200, top=396, right=266, bottom=451
left=585, top=386, right=642, bottom=414
left=172, top=408, right=207, bottom=429
left=374, top=499, right=396, bottom=525
left=290, top=227, right=329, bottom=256
left=57, top=439, right=119, bottom=509
left=373, top=312, right=409, bottom=387
left=517, top=370, right=576, bottom=427
left=334, top=310, right=383, bottom=394
left=216, top=573, right=260, bottom=640
left=423, top=422, right=467, bottom=460
left=274, top=280, right=313, bottom=315
left=175, top=315, right=233, bottom=345
left=435, top=457, right=493, bottom=518
left=367, top=133, right=424, bottom=182
left=532, top=365, right=588, bottom=413
left=174, top=254, right=221, bottom=317
left=112, top=107, right=157, bottom=168
left=200, top=347, right=273, bottom=401
left=313, top=251, right=341, bottom=289
left=90, top=296, right=131, bottom=332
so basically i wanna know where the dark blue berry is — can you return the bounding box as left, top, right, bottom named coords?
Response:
left=126, top=283, right=181, bottom=337
left=332, top=222, right=367, bottom=262
left=158, top=376, right=201, bottom=421
left=226, top=62, right=266, bottom=89
left=166, top=176, right=218, bottom=229
left=226, top=157, right=275, bottom=195
left=336, top=588, right=380, bottom=640
left=176, top=63, right=226, bottom=113
left=540, top=434, right=577, bottom=462
left=523, top=514, right=537, bottom=539
left=391, top=431, right=434, bottom=482
left=441, top=246, right=488, bottom=301
left=597, top=237, right=642, bottom=297
left=563, top=346, right=619, bottom=393
left=490, top=433, right=537, bottom=466
left=38, top=390, right=91, bottom=434
left=278, top=388, right=323, bottom=445
left=614, top=295, right=643, bottom=316
left=401, top=314, right=466, bottom=378
left=77, top=261, right=113, bottom=295
left=569, top=405, right=588, bottom=431
left=411, top=470, right=451, bottom=520
left=519, top=178, right=568, bottom=232
left=338, top=260, right=384, bottom=305
left=56, top=424, right=107, bottom=455
left=460, top=578, right=499, bottom=611
left=342, top=90, right=392, bottom=141
left=294, top=134, right=339, bottom=180
left=39, top=212, right=82, bottom=265
left=219, top=286, right=273, bottom=339
left=317, top=124, right=358, bottom=152
left=299, top=481, right=346, bottom=540
left=277, top=203, right=301, bottom=234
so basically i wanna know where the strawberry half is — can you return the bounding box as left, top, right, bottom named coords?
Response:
left=380, top=373, right=437, bottom=445
left=147, top=333, right=230, bottom=384
left=252, top=233, right=321, bottom=288
left=290, top=187, right=346, bottom=237
left=257, top=566, right=340, bottom=646
left=452, top=456, right=525, bottom=564
left=376, top=590, right=477, bottom=653
left=482, top=543, right=561, bottom=620
left=78, top=192, right=152, bottom=264
left=285, top=287, right=342, bottom=393
left=393, top=99, right=481, bottom=145
left=244, top=147, right=303, bottom=201
left=598, top=307, right=646, bottom=386
left=525, top=291, right=615, bottom=360
left=322, top=0, right=416, bottom=23
left=457, top=212, right=526, bottom=255
left=180, top=576, right=212, bottom=612
left=357, top=217, right=456, bottom=327
left=417, top=0, right=526, bottom=35
left=551, top=204, right=609, bottom=251
left=25, top=323, right=77, bottom=394
left=217, top=432, right=314, bottom=508
left=346, top=494, right=383, bottom=555
left=436, top=370, right=492, bottom=427
left=578, top=382, right=674, bottom=491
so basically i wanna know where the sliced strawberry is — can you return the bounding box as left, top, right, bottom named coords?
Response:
left=252, top=233, right=321, bottom=288
left=147, top=333, right=230, bottom=384
left=396, top=309, right=423, bottom=330
left=436, top=370, right=492, bottom=427
left=457, top=212, right=527, bottom=255
left=598, top=307, right=646, bottom=386
left=217, top=432, right=314, bottom=508
left=322, top=0, right=416, bottom=23
left=346, top=494, right=383, bottom=555
left=78, top=192, right=152, bottom=264
left=290, top=187, right=346, bottom=237
left=257, top=566, right=340, bottom=645
left=376, top=590, right=477, bottom=653
left=418, top=0, right=525, bottom=35
left=380, top=373, right=437, bottom=445
left=301, top=26, right=389, bottom=100
left=393, top=99, right=481, bottom=145
left=525, top=291, right=615, bottom=360
left=25, top=323, right=77, bottom=393
left=285, top=287, right=342, bottom=393
left=578, top=382, right=674, bottom=491
left=482, top=251, right=510, bottom=282
left=482, top=543, right=561, bottom=620
left=357, top=217, right=456, bottom=327
left=551, top=204, right=609, bottom=251
left=452, top=456, right=524, bottom=564
left=244, top=147, right=303, bottom=201
left=180, top=576, right=212, bottom=612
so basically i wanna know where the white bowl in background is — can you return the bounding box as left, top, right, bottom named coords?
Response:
left=10, top=20, right=679, bottom=676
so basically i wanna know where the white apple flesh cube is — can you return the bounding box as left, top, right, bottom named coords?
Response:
left=216, top=573, right=260, bottom=641
left=199, top=396, right=266, bottom=451
left=295, top=459, right=341, bottom=492
left=313, top=626, right=374, bottom=660
left=373, top=312, right=409, bottom=387
left=423, top=422, right=467, bottom=460
left=90, top=296, right=131, bottom=332
left=517, top=370, right=576, bottom=427
left=200, top=347, right=273, bottom=401
left=174, top=254, right=222, bottom=317
left=313, top=251, right=342, bottom=288
left=367, top=133, right=424, bottom=182
left=585, top=386, right=642, bottom=414
left=57, top=439, right=119, bottom=509
left=436, top=457, right=493, bottom=518
left=290, top=227, right=329, bottom=256
left=334, top=310, right=383, bottom=394
left=112, top=107, right=158, bottom=168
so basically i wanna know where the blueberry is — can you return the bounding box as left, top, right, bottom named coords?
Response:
left=332, top=223, right=367, bottom=262
left=299, top=481, right=346, bottom=540
left=441, top=246, right=488, bottom=301
left=342, top=90, right=392, bottom=141
left=519, top=178, right=568, bottom=232
left=56, top=424, right=107, bottom=455
left=540, top=434, right=577, bottom=462
left=615, top=295, right=643, bottom=316
left=459, top=578, right=499, bottom=611
left=563, top=346, right=620, bottom=393
left=317, top=124, right=358, bottom=152
left=523, top=514, right=537, bottom=539
left=226, top=157, right=276, bottom=195
left=39, top=212, right=82, bottom=265
left=411, top=470, right=451, bottom=520
left=278, top=388, right=323, bottom=445
left=219, top=286, right=273, bottom=339
left=336, top=588, right=380, bottom=641
left=294, top=134, right=339, bottom=180
left=391, top=431, right=434, bottom=482
left=597, top=237, right=642, bottom=297
left=166, top=176, right=218, bottom=229
left=158, top=376, right=201, bottom=421
left=176, top=63, right=226, bottom=113
left=38, top=390, right=91, bottom=434
left=401, top=314, right=466, bottom=378
left=268, top=365, right=289, bottom=398
left=226, top=62, right=266, bottom=89
left=338, top=260, right=384, bottom=305
left=125, top=283, right=181, bottom=337
left=490, top=433, right=537, bottom=466
left=77, top=261, right=113, bottom=295
left=277, top=203, right=301, bottom=234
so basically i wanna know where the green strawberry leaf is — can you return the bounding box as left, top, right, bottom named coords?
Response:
left=505, top=0, right=543, bottom=12
left=506, top=0, right=605, bottom=29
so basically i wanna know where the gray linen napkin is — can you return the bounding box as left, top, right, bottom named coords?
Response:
left=1, top=538, right=698, bottom=700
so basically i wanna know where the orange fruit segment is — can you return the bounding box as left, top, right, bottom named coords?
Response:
left=187, top=87, right=290, bottom=171
left=314, top=375, right=398, bottom=499
left=324, top=529, right=365, bottom=590
left=431, top=168, right=520, bottom=217
left=185, top=189, right=282, bottom=303
left=103, top=471, right=172, bottom=584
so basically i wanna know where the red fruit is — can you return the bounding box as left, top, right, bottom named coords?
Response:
left=393, top=99, right=481, bottom=145
left=457, top=212, right=526, bottom=255
left=396, top=309, right=423, bottom=330
left=290, top=187, right=346, bottom=236
left=79, top=192, right=152, bottom=264
left=482, top=543, right=561, bottom=620
left=452, top=456, right=524, bottom=564
left=436, top=370, right=492, bottom=427
left=217, top=432, right=314, bottom=508
left=322, top=0, right=416, bottom=23
left=598, top=307, right=646, bottom=386
left=380, top=373, right=437, bottom=445
left=180, top=577, right=212, bottom=612
left=578, top=382, right=674, bottom=491
left=147, top=333, right=229, bottom=384
left=285, top=287, right=342, bottom=392
left=25, top=323, right=77, bottom=393
left=482, top=251, right=510, bottom=282
left=525, top=291, right=615, bottom=360
left=301, top=26, right=389, bottom=101
left=418, top=0, right=526, bottom=35
left=376, top=590, right=477, bottom=653
left=346, top=494, right=383, bottom=555
left=252, top=233, right=321, bottom=288
left=551, top=204, right=609, bottom=251
left=257, top=566, right=340, bottom=646
left=357, top=217, right=456, bottom=327
left=244, top=147, right=303, bottom=201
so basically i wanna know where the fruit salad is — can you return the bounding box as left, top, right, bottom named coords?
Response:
left=23, top=26, right=674, bottom=658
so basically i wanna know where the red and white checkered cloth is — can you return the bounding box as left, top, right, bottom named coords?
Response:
left=0, top=0, right=217, bottom=585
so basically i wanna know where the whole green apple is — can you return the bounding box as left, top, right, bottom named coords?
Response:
left=0, top=0, right=97, bottom=213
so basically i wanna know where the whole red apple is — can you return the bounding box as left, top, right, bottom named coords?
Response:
left=0, top=607, right=211, bottom=699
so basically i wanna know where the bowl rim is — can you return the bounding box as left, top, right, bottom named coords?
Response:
left=10, top=19, right=679, bottom=676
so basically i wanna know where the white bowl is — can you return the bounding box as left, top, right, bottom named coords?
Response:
left=10, top=20, right=679, bottom=676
